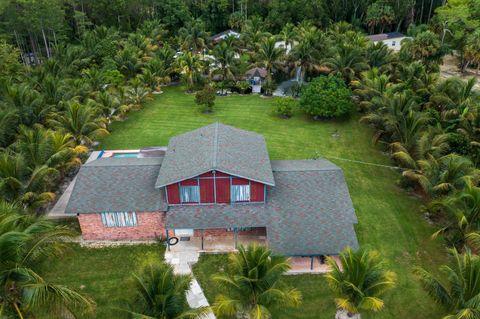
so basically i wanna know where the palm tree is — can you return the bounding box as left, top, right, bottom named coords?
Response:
left=278, top=22, right=296, bottom=51
left=403, top=154, right=480, bottom=198
left=366, top=42, right=394, bottom=69
left=428, top=77, right=479, bottom=129
left=212, top=244, right=301, bottom=318
left=0, top=201, right=95, bottom=317
left=325, top=247, right=396, bottom=319
left=122, top=262, right=207, bottom=318
left=176, top=52, right=203, bottom=92
left=0, top=152, right=57, bottom=209
left=391, top=126, right=450, bottom=170
left=14, top=124, right=84, bottom=176
left=49, top=99, right=109, bottom=146
left=0, top=108, right=19, bottom=148
left=428, top=184, right=480, bottom=249
left=323, top=45, right=369, bottom=83
left=414, top=249, right=480, bottom=319
left=178, top=19, right=209, bottom=53
left=114, top=46, right=142, bottom=79
left=255, top=37, right=285, bottom=80
left=212, top=41, right=236, bottom=81
left=288, top=40, right=320, bottom=82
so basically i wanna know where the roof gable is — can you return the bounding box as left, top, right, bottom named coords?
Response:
left=155, top=123, right=275, bottom=187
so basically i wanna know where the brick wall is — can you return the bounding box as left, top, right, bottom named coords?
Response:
left=78, top=212, right=167, bottom=241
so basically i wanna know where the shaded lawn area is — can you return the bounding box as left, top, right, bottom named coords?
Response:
left=38, top=243, right=165, bottom=319
left=96, top=85, right=446, bottom=318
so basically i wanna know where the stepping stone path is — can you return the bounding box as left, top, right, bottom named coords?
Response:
left=164, top=251, right=216, bottom=319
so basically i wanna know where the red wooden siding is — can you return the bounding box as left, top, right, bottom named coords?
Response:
left=250, top=181, right=265, bottom=202
left=215, top=177, right=230, bottom=203
left=200, top=178, right=215, bottom=203
left=166, top=171, right=266, bottom=205
left=166, top=183, right=180, bottom=204
left=231, top=177, right=249, bottom=185
left=180, top=179, right=198, bottom=186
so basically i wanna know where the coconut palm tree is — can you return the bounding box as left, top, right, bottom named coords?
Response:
left=288, top=40, right=320, bottom=82
left=255, top=37, right=285, bottom=80
left=176, top=52, right=203, bottom=92
left=325, top=247, right=396, bottom=319
left=0, top=152, right=57, bottom=209
left=323, top=45, right=369, bottom=83
left=122, top=262, right=208, bottom=318
left=14, top=124, right=85, bottom=176
left=414, top=249, right=480, bottom=319
left=212, top=41, right=236, bottom=81
left=428, top=184, right=480, bottom=249
left=49, top=99, right=109, bottom=146
left=366, top=42, right=394, bottom=69
left=212, top=244, right=301, bottom=318
left=0, top=108, right=19, bottom=148
left=403, top=154, right=480, bottom=198
left=0, top=201, right=95, bottom=317
left=391, top=126, right=450, bottom=170
left=178, top=19, right=209, bottom=53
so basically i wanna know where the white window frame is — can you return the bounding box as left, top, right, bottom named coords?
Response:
left=180, top=185, right=200, bottom=203
left=231, top=184, right=250, bottom=202
left=101, top=212, right=137, bottom=227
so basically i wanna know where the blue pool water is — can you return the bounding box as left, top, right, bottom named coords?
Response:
left=112, top=153, right=139, bottom=158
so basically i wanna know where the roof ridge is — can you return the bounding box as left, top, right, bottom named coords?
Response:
left=212, top=122, right=219, bottom=169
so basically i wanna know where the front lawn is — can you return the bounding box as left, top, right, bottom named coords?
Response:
left=92, top=85, right=446, bottom=318
left=38, top=243, right=165, bottom=319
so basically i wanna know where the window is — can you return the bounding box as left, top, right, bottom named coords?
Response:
left=180, top=185, right=200, bottom=203
left=392, top=41, right=396, bottom=46
left=227, top=227, right=252, bottom=232
left=101, top=212, right=137, bottom=227
left=231, top=184, right=250, bottom=202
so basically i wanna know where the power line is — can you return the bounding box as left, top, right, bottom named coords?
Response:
left=321, top=155, right=404, bottom=170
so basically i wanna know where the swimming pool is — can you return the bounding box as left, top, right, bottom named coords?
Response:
left=112, top=153, right=139, bottom=158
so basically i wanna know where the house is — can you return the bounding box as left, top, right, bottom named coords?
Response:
left=245, top=67, right=267, bottom=93
left=210, top=29, right=240, bottom=43
left=367, top=32, right=409, bottom=51
left=65, top=123, right=359, bottom=258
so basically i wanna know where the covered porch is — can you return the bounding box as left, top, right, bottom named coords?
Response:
left=166, top=227, right=267, bottom=253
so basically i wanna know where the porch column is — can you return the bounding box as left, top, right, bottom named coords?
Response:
left=310, top=256, right=314, bottom=270
left=166, top=228, right=170, bottom=251
left=201, top=229, right=204, bottom=250
left=234, top=227, right=238, bottom=249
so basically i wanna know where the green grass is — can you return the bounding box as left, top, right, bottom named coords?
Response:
left=38, top=243, right=165, bottom=319
left=82, top=85, right=447, bottom=318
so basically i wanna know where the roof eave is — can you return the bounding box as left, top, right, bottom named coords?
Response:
left=155, top=167, right=275, bottom=188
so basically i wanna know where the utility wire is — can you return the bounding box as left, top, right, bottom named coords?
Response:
left=321, top=155, right=405, bottom=170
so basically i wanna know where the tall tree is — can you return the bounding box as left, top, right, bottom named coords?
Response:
left=122, top=261, right=208, bottom=318
left=213, top=244, right=301, bottom=318
left=325, top=247, right=396, bottom=319
left=415, top=249, right=480, bottom=319
left=0, top=201, right=95, bottom=317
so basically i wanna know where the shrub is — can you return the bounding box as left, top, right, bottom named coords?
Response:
left=274, top=97, right=297, bottom=118
left=195, top=85, right=216, bottom=113
left=262, top=80, right=277, bottom=96
left=299, top=75, right=353, bottom=119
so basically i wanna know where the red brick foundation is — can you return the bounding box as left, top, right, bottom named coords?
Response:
left=78, top=212, right=167, bottom=240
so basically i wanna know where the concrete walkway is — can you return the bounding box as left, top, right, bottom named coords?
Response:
left=164, top=250, right=216, bottom=318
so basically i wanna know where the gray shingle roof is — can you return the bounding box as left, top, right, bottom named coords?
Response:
left=65, top=157, right=167, bottom=214
left=166, top=160, right=358, bottom=256
left=155, top=123, right=275, bottom=187
left=367, top=32, right=405, bottom=41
